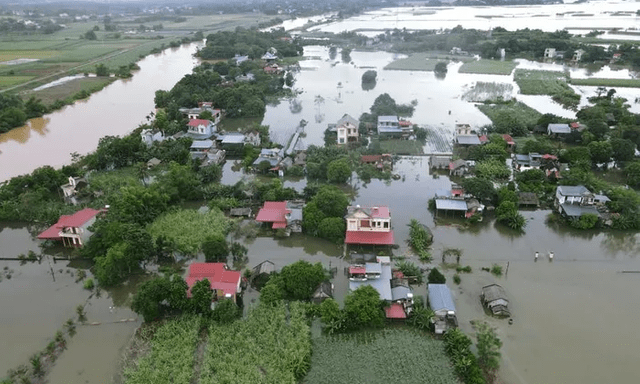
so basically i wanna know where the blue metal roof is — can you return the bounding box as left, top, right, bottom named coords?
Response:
left=435, top=199, right=467, bottom=211
left=428, top=284, right=455, bottom=312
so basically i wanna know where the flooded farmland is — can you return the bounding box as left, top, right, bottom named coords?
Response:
left=2, top=1, right=640, bottom=382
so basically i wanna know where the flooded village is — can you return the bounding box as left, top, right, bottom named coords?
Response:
left=2, top=1, right=640, bottom=383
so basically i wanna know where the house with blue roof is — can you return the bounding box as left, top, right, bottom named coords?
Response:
left=428, top=283, right=458, bottom=334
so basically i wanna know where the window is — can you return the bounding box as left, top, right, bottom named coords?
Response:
left=339, top=138, right=345, bottom=144
left=383, top=222, right=389, bottom=229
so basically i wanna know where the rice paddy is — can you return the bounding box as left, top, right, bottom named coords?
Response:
left=305, top=329, right=458, bottom=384
left=462, top=81, right=514, bottom=102
left=569, top=78, right=640, bottom=88
left=458, top=59, right=518, bottom=75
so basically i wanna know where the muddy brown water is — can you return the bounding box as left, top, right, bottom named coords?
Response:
left=2, top=27, right=640, bottom=383
left=0, top=43, right=202, bottom=182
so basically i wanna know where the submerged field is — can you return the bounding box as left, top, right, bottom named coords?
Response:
left=305, top=329, right=458, bottom=384
left=384, top=52, right=473, bottom=71
left=458, top=59, right=517, bottom=75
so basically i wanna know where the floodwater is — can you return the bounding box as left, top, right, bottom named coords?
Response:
left=2, top=6, right=640, bottom=382
left=311, top=1, right=640, bottom=33
left=0, top=224, right=139, bottom=382
left=0, top=42, right=202, bottom=182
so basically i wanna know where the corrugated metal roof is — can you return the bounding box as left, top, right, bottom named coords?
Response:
left=557, top=185, right=591, bottom=196
left=349, top=262, right=392, bottom=300
left=391, top=286, right=412, bottom=301
left=378, top=115, right=398, bottom=123
left=560, top=203, right=599, bottom=218
left=190, top=140, right=214, bottom=149
left=456, top=135, right=481, bottom=145
left=548, top=123, right=571, bottom=134
left=435, top=199, right=467, bottom=211
left=365, top=262, right=382, bottom=274
left=428, top=284, right=455, bottom=312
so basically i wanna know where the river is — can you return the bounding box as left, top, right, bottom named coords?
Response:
left=0, top=42, right=202, bottom=182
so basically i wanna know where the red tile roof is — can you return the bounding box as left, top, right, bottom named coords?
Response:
left=502, top=134, right=515, bottom=145
left=398, top=120, right=412, bottom=127
left=188, top=119, right=211, bottom=127
left=542, top=154, right=558, bottom=160
left=478, top=135, right=488, bottom=143
left=385, top=303, right=407, bottom=319
left=349, top=266, right=366, bottom=275
left=186, top=263, right=241, bottom=297
left=37, top=208, right=101, bottom=240
left=570, top=122, right=580, bottom=128
left=255, top=201, right=289, bottom=228
left=345, top=230, right=395, bottom=245
left=361, top=155, right=382, bottom=163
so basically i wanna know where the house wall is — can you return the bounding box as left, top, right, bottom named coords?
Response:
left=346, top=217, right=390, bottom=232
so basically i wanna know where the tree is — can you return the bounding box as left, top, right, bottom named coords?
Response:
left=587, top=140, right=613, bottom=165
left=0, top=107, right=27, bottom=131
left=317, top=217, right=346, bottom=244
left=625, top=161, right=640, bottom=187
left=211, top=299, right=241, bottom=324
left=610, top=138, right=636, bottom=165
left=476, top=322, right=502, bottom=382
left=435, top=61, right=448, bottom=74
left=260, top=277, right=284, bottom=305
left=319, top=298, right=341, bottom=324
left=461, top=178, right=496, bottom=203
left=190, top=278, right=213, bottom=316
left=428, top=268, right=446, bottom=284
left=84, top=29, right=97, bottom=40
left=314, top=185, right=349, bottom=218
left=24, top=97, right=47, bottom=118
left=326, top=158, right=351, bottom=184
left=95, top=63, right=109, bottom=76
left=157, top=162, right=202, bottom=202
left=285, top=72, right=295, bottom=87
left=107, top=185, right=169, bottom=225
left=280, top=260, right=326, bottom=301
left=342, top=285, right=385, bottom=331
left=341, top=47, right=352, bottom=62
left=94, top=242, right=130, bottom=286
left=131, top=277, right=171, bottom=322
left=202, top=234, right=229, bottom=262
left=362, top=70, right=377, bottom=84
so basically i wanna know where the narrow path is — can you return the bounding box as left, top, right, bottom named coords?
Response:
left=190, top=327, right=209, bottom=384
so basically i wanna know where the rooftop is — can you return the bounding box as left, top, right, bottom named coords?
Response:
left=456, top=135, right=481, bottom=145
left=255, top=201, right=290, bottom=228
left=346, top=206, right=391, bottom=219
left=37, top=208, right=101, bottom=240
left=548, top=123, right=571, bottom=134
left=188, top=119, right=212, bottom=127
left=428, top=284, right=455, bottom=312
left=435, top=199, right=468, bottom=211
left=350, top=261, right=392, bottom=300
left=385, top=303, right=407, bottom=319
left=378, top=115, right=398, bottom=123
left=557, top=185, right=591, bottom=196
left=345, top=231, right=395, bottom=245
left=186, top=262, right=241, bottom=297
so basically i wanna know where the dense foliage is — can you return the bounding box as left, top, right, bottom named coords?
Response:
left=407, top=219, right=433, bottom=262
left=147, top=208, right=231, bottom=256
left=443, top=329, right=487, bottom=384
left=305, top=329, right=458, bottom=384
left=427, top=268, right=446, bottom=284
left=200, top=302, right=311, bottom=383
left=198, top=29, right=302, bottom=60
left=0, top=94, right=48, bottom=134
left=302, top=185, right=349, bottom=242
left=395, top=260, right=424, bottom=285
left=124, top=316, right=201, bottom=384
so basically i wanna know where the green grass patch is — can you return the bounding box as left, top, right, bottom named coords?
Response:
left=462, top=81, right=514, bottom=102
left=514, top=69, right=581, bottom=110
left=458, top=59, right=517, bottom=75
left=477, top=101, right=542, bottom=131
left=569, top=78, right=640, bottom=88
left=0, top=50, right=61, bottom=61
left=377, top=138, right=423, bottom=155
left=42, top=46, right=120, bottom=63
left=384, top=52, right=472, bottom=71
left=305, top=329, right=458, bottom=384
left=514, top=69, right=569, bottom=95
left=0, top=75, right=34, bottom=87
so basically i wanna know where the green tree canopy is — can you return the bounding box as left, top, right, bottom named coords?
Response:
left=326, top=158, right=352, bottom=184
left=279, top=260, right=326, bottom=301
left=427, top=268, right=446, bottom=284
left=202, top=234, right=229, bottom=262
left=342, top=285, right=385, bottom=331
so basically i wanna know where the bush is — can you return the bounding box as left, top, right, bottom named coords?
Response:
left=395, top=261, right=424, bottom=285
left=569, top=213, right=599, bottom=229
left=456, top=265, right=472, bottom=273
left=453, top=274, right=461, bottom=285
left=490, top=264, right=502, bottom=276
left=428, top=268, right=446, bottom=284
left=83, top=278, right=95, bottom=290
left=408, top=219, right=433, bottom=262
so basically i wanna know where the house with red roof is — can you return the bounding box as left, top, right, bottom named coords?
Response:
left=344, top=205, right=395, bottom=246
left=37, top=208, right=102, bottom=247
left=187, top=119, right=216, bottom=138
left=502, top=134, right=516, bottom=151
left=255, top=200, right=304, bottom=233
left=186, top=263, right=242, bottom=303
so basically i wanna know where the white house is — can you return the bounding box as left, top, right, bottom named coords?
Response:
left=377, top=116, right=401, bottom=136
left=187, top=119, right=216, bottom=138
left=334, top=114, right=359, bottom=145
left=141, top=129, right=165, bottom=147
left=544, top=47, right=557, bottom=59
left=555, top=185, right=594, bottom=206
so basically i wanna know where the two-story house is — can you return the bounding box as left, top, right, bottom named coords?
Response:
left=377, top=116, right=401, bottom=136
left=187, top=119, right=217, bottom=138
left=37, top=208, right=102, bottom=247
left=141, top=128, right=165, bottom=147
left=555, top=185, right=600, bottom=219
left=334, top=114, right=359, bottom=145
left=344, top=205, right=395, bottom=246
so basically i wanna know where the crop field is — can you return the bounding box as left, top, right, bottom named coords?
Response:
left=477, top=101, right=542, bottom=128
left=124, top=316, right=201, bottom=383
left=305, top=329, right=458, bottom=384
left=514, top=69, right=571, bottom=95
left=0, top=50, right=61, bottom=61
left=458, top=59, right=518, bottom=75
left=569, top=78, right=640, bottom=88
left=462, top=81, right=514, bottom=102
left=377, top=138, right=424, bottom=155
left=200, top=302, right=311, bottom=384
left=0, top=76, right=35, bottom=87
left=384, top=52, right=473, bottom=71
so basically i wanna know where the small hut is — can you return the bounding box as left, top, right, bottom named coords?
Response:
left=518, top=192, right=539, bottom=208
left=481, top=284, right=510, bottom=317
left=311, top=281, right=334, bottom=304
